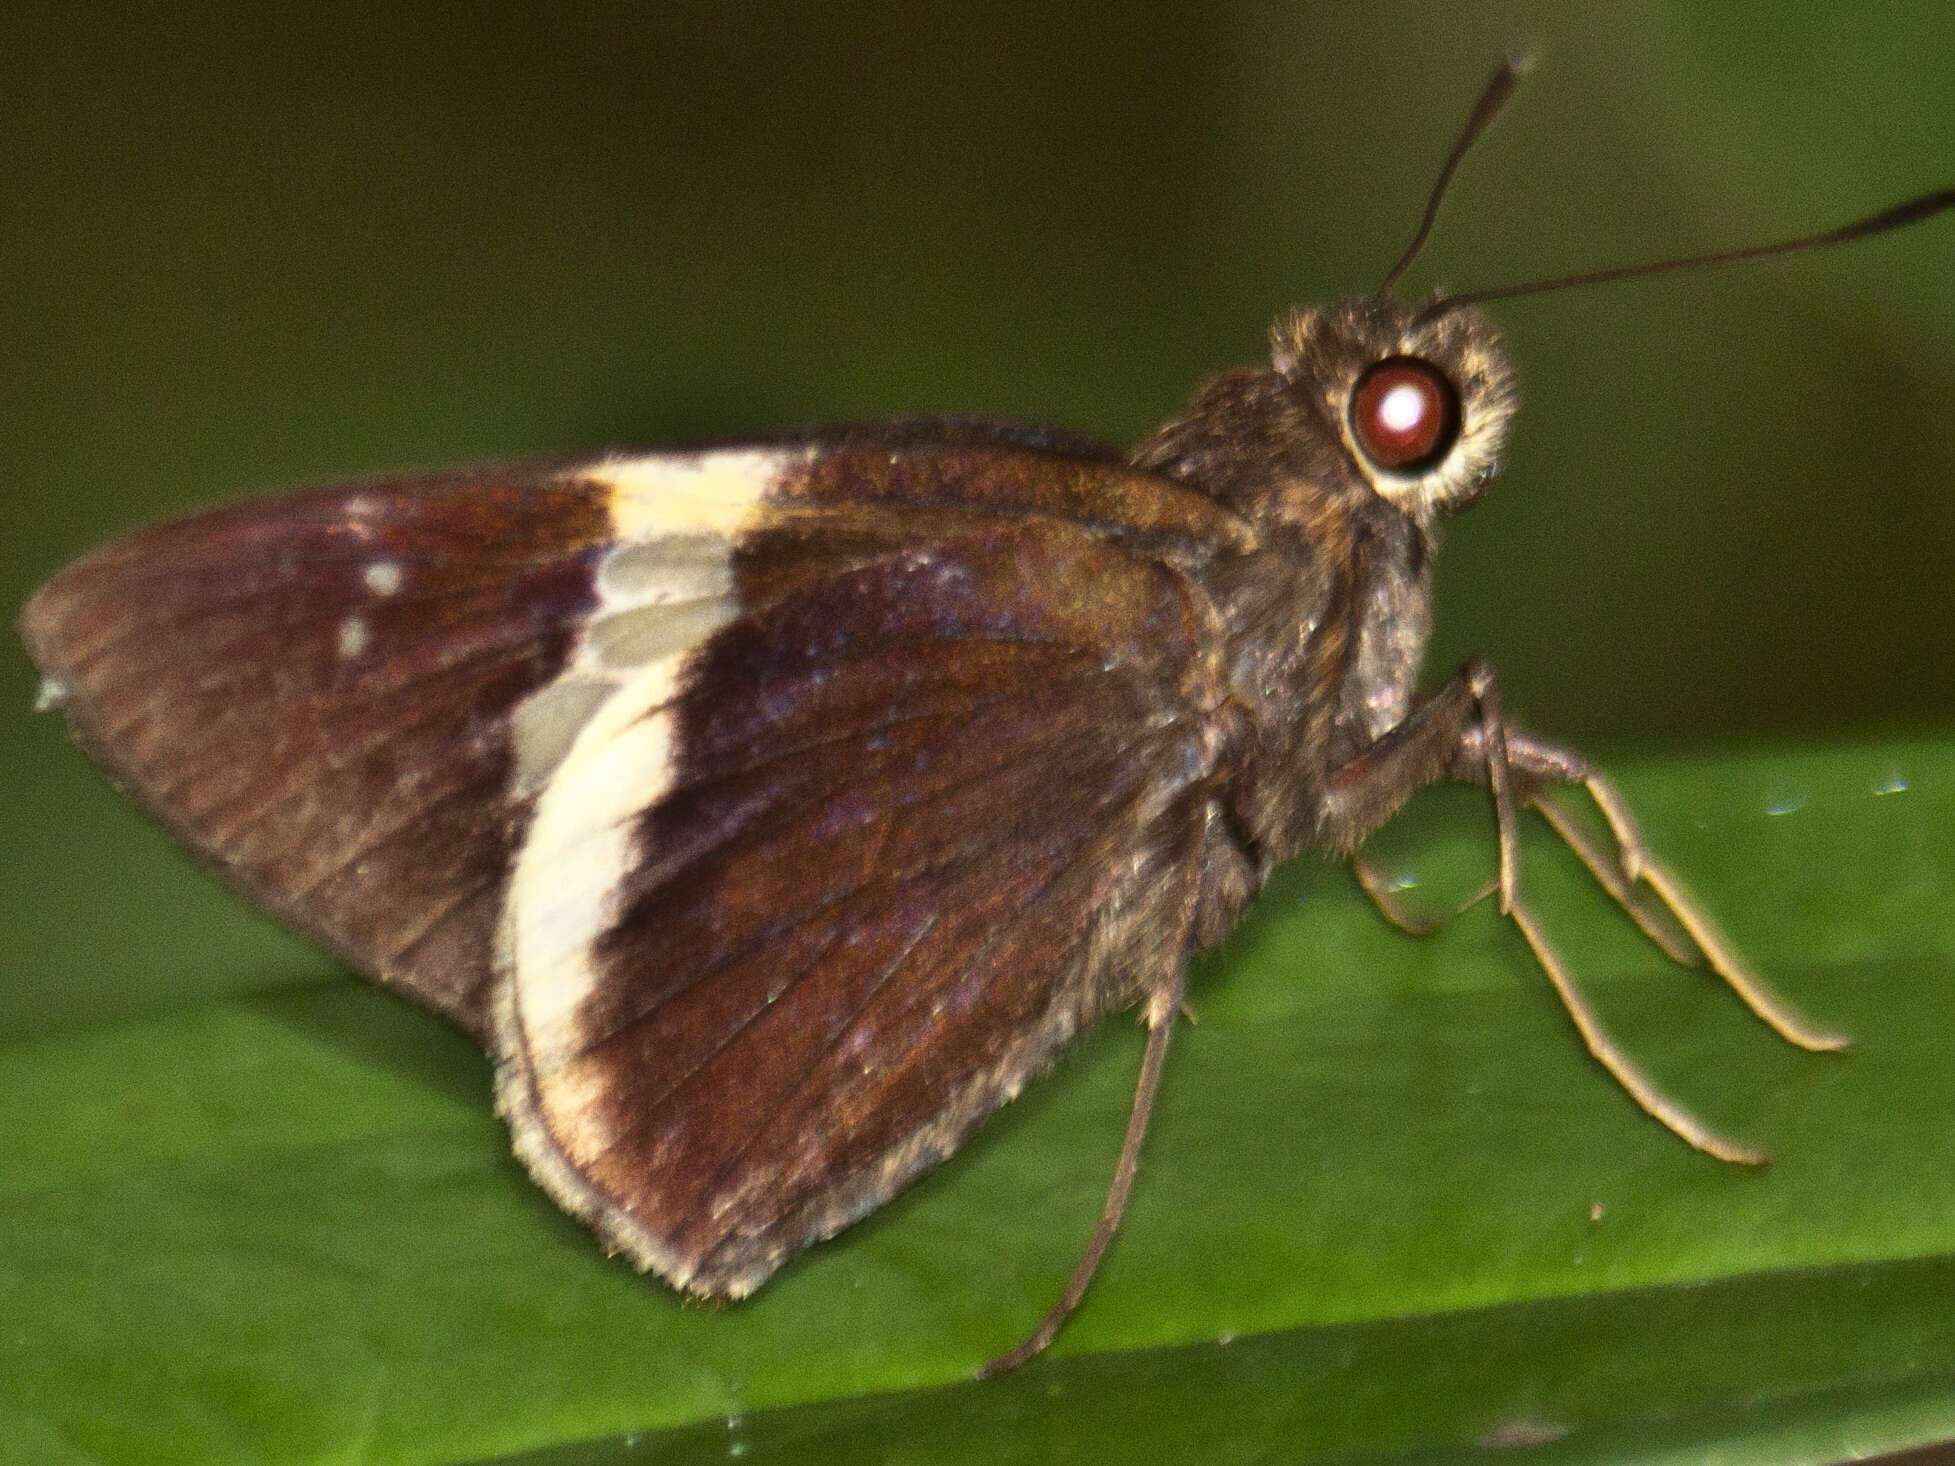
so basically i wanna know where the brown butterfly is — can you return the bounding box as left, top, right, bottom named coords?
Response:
left=20, top=55, right=1950, bottom=1374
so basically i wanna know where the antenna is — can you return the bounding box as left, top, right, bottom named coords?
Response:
left=1421, top=190, right=1955, bottom=318
left=1375, top=49, right=1534, bottom=298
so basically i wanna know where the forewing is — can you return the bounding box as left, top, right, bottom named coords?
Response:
left=495, top=455, right=1246, bottom=1296
left=21, top=462, right=614, bottom=1038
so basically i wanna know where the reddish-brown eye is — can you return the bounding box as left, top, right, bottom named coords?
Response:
left=1349, top=357, right=1460, bottom=471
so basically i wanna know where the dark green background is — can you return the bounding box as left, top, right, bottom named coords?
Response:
left=3, top=5, right=1953, bottom=1464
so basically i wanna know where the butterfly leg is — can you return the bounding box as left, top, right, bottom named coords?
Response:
left=1574, top=769, right=1848, bottom=1052
left=978, top=805, right=1216, bottom=1378
left=1357, top=727, right=1694, bottom=958
left=1352, top=848, right=1468, bottom=935
left=1318, top=658, right=1828, bottom=1165
left=978, top=962, right=1189, bottom=1379
left=1523, top=770, right=1700, bottom=967
left=1498, top=732, right=1844, bottom=1050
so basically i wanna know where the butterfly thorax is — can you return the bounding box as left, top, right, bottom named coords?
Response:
left=1132, top=298, right=1515, bottom=875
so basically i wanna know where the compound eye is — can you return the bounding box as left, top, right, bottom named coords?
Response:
left=1350, top=357, right=1460, bottom=472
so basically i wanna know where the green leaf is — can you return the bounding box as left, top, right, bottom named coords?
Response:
left=3, top=739, right=1951, bottom=1464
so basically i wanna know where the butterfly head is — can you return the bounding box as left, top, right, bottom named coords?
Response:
left=1269, top=296, right=1516, bottom=524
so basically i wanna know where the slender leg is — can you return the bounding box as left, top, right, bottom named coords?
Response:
left=1507, top=899, right=1764, bottom=1165
left=1337, top=669, right=1500, bottom=931
left=979, top=806, right=1214, bottom=1377
left=979, top=966, right=1188, bottom=1378
left=1316, top=658, right=1497, bottom=853
left=1529, top=788, right=1700, bottom=967
left=1320, top=658, right=1835, bottom=1164
left=1356, top=849, right=1446, bottom=935
left=1584, top=773, right=1847, bottom=1052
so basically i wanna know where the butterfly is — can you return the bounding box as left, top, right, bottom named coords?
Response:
left=19, top=56, right=1947, bottom=1373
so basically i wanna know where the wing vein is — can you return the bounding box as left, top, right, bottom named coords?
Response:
left=571, top=706, right=1126, bottom=1060
left=676, top=790, right=1131, bottom=1253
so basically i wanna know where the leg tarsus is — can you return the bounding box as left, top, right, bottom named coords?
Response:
left=1354, top=850, right=1442, bottom=936
left=1530, top=791, right=1702, bottom=968
left=1461, top=658, right=1521, bottom=915
left=1584, top=774, right=1850, bottom=1053
left=1355, top=849, right=1499, bottom=934
left=978, top=973, right=1186, bottom=1378
left=1507, top=897, right=1768, bottom=1165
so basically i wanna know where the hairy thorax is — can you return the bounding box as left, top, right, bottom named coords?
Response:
left=1133, top=366, right=1441, bottom=901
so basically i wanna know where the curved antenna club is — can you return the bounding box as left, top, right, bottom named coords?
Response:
left=1376, top=48, right=1536, bottom=299
left=1423, top=188, right=1955, bottom=320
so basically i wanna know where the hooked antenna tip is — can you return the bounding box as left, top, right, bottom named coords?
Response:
left=1376, top=50, right=1535, bottom=298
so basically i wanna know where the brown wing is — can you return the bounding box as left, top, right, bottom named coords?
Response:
left=22, top=421, right=1253, bottom=1294
left=20, top=462, right=614, bottom=1040
left=19, top=418, right=1245, bottom=1045
left=494, top=462, right=1246, bottom=1297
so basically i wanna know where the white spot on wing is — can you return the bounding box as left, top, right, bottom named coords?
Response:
left=511, top=679, right=613, bottom=797
left=589, top=595, right=737, bottom=667
left=33, top=676, right=68, bottom=712
left=598, top=534, right=733, bottom=605
left=336, top=614, right=370, bottom=660
left=532, top=1052, right=621, bottom=1170
left=363, top=559, right=404, bottom=596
